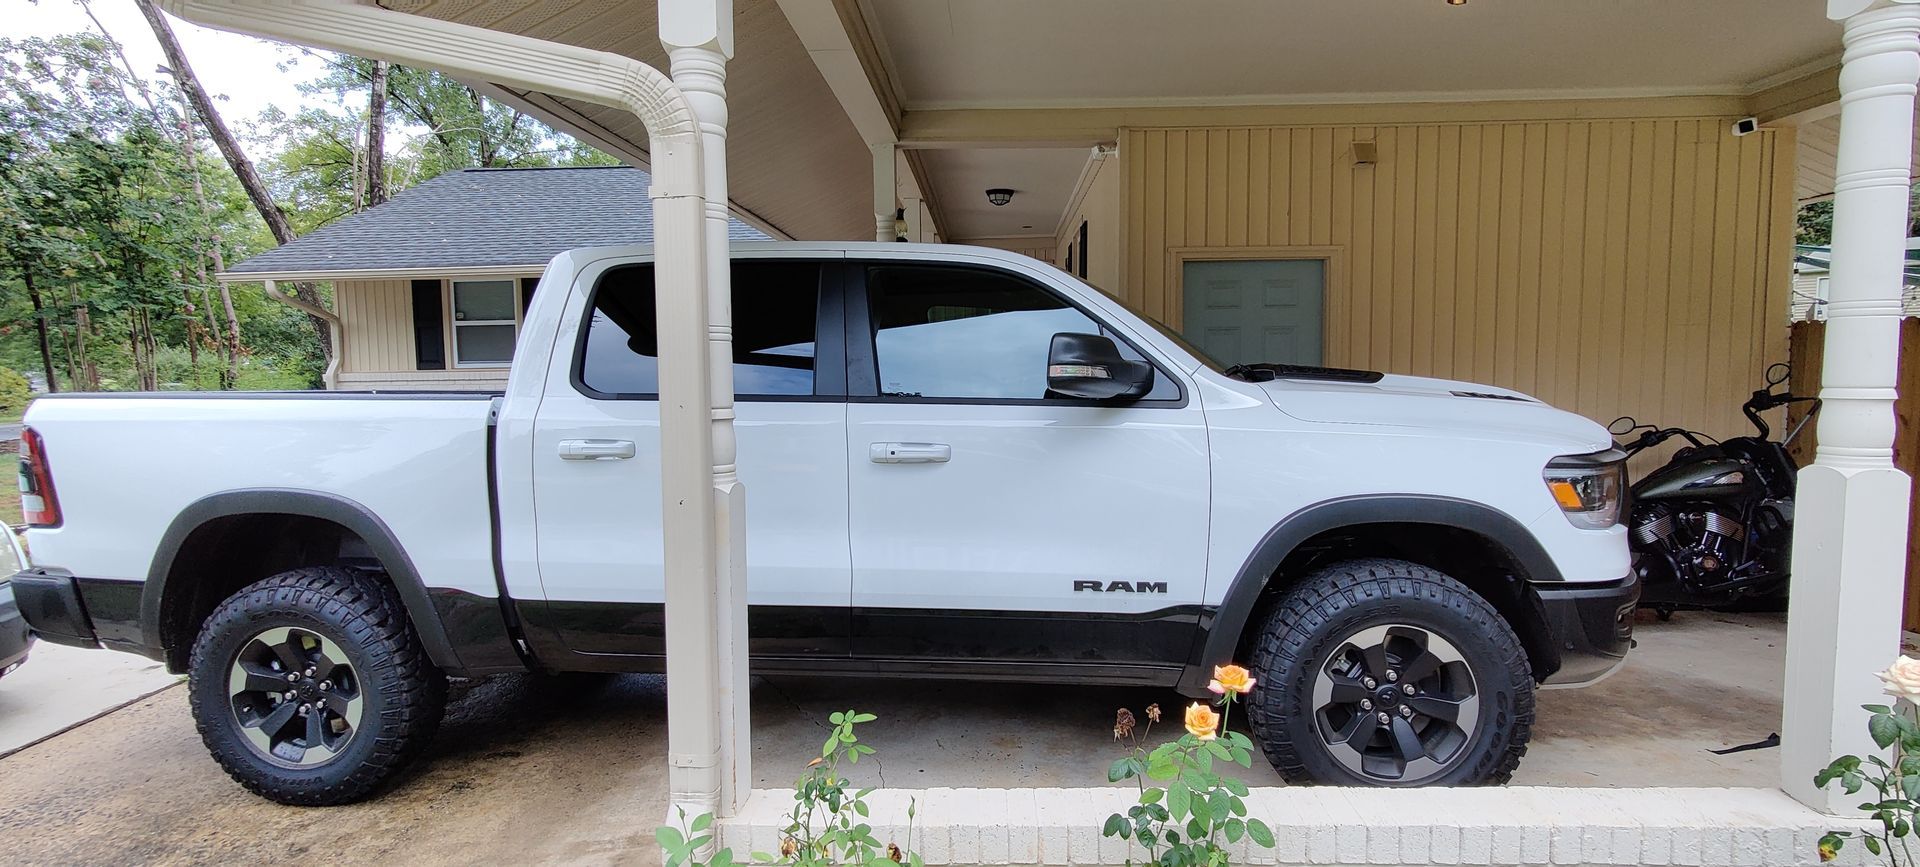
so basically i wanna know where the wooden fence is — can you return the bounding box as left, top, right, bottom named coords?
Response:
left=1785, top=320, right=1920, bottom=629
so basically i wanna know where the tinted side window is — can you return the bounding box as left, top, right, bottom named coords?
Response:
left=866, top=265, right=1175, bottom=401
left=579, top=262, right=820, bottom=397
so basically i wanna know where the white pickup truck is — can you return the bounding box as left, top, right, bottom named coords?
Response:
left=13, top=243, right=1634, bottom=804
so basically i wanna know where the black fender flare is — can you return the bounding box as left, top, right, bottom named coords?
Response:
left=142, top=488, right=469, bottom=675
left=1181, top=494, right=1563, bottom=694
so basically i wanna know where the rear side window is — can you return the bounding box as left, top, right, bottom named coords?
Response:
left=578, top=262, right=821, bottom=397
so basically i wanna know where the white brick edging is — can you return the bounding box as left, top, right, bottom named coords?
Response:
left=718, top=786, right=1870, bottom=866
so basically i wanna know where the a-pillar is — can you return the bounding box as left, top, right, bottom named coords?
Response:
left=660, top=0, right=751, bottom=827
left=1781, top=0, right=1920, bottom=812
left=874, top=142, right=897, bottom=242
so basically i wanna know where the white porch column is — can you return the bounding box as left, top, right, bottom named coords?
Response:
left=661, top=0, right=750, bottom=824
left=874, top=142, right=897, bottom=242
left=1781, top=0, right=1920, bottom=812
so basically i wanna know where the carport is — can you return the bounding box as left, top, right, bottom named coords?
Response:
left=158, top=0, right=1917, bottom=863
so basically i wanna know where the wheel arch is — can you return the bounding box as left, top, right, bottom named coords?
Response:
left=142, top=489, right=472, bottom=676
left=1182, top=495, right=1564, bottom=695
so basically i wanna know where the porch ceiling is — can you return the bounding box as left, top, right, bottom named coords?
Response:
left=866, top=0, right=1840, bottom=109
left=1795, top=101, right=1920, bottom=203
left=918, top=147, right=1091, bottom=240
left=381, top=0, right=873, bottom=241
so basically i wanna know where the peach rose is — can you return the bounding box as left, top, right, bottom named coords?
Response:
left=1208, top=664, right=1257, bottom=695
left=1184, top=702, right=1221, bottom=741
left=1877, top=656, right=1920, bottom=702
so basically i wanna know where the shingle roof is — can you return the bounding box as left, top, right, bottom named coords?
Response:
left=224, top=166, right=770, bottom=276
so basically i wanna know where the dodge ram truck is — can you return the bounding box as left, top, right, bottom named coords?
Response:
left=13, top=242, right=1635, bottom=804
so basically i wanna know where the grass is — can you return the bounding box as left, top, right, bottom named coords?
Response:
left=0, top=455, right=20, bottom=528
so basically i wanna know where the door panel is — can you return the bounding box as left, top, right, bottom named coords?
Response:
left=529, top=260, right=850, bottom=659
left=1181, top=258, right=1325, bottom=366
left=846, top=263, right=1210, bottom=668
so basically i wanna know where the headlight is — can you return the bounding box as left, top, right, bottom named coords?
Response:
left=1543, top=450, right=1627, bottom=530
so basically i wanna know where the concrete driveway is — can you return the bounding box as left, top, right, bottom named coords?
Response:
left=0, top=612, right=1785, bottom=865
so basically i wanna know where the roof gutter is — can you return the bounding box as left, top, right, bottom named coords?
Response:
left=261, top=279, right=343, bottom=390
left=216, top=264, right=546, bottom=284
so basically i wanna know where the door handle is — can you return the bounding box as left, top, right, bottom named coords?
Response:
left=870, top=442, right=951, bottom=464
left=558, top=438, right=636, bottom=461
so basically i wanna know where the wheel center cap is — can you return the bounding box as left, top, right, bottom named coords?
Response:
left=1373, top=686, right=1401, bottom=708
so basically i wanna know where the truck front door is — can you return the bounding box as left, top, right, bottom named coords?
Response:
left=842, top=257, right=1211, bottom=681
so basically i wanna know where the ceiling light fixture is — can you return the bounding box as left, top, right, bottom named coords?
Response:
left=1446, top=0, right=1466, bottom=5
left=986, top=188, right=1015, bottom=207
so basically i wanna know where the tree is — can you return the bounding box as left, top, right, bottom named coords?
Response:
left=366, top=59, right=388, bottom=208
left=135, top=0, right=332, bottom=365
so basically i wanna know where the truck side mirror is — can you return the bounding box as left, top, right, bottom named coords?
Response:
left=1047, top=333, right=1153, bottom=401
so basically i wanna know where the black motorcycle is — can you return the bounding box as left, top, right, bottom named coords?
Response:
left=1609, top=363, right=1818, bottom=617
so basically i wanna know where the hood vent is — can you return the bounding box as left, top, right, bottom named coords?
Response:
left=1450, top=390, right=1532, bottom=402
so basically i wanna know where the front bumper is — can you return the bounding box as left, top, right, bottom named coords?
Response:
left=1533, top=571, right=1639, bottom=686
left=0, top=581, right=32, bottom=673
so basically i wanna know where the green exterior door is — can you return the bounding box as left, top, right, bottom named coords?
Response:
left=1180, top=258, right=1325, bottom=366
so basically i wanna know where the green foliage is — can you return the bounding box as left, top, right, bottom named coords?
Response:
left=1816, top=701, right=1920, bottom=864
left=661, top=710, right=920, bottom=867
left=0, top=366, right=29, bottom=414
left=1107, top=686, right=1274, bottom=867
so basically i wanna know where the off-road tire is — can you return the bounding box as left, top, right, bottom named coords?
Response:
left=187, top=567, right=446, bottom=805
left=1244, top=558, right=1533, bottom=786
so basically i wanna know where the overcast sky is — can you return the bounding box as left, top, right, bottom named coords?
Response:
left=14, top=0, right=336, bottom=156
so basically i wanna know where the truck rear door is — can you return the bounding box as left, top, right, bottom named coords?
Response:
left=525, top=254, right=851, bottom=662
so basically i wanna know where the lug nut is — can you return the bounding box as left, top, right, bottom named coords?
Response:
left=299, top=703, right=311, bottom=714
left=1360, top=699, right=1373, bottom=711
left=282, top=691, right=294, bottom=701
left=1400, top=706, right=1413, bottom=718
left=319, top=680, right=331, bottom=691
left=1402, top=683, right=1416, bottom=695
left=1386, top=670, right=1399, bottom=683
left=1363, top=677, right=1377, bottom=689
left=286, top=672, right=299, bottom=682
left=1376, top=712, right=1391, bottom=724
left=305, top=667, right=316, bottom=677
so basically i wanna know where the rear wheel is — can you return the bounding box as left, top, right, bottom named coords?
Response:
left=188, top=567, right=446, bottom=805
left=1245, top=558, right=1533, bottom=786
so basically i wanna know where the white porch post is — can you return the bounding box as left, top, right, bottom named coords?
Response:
left=661, top=0, right=750, bottom=823
left=874, top=143, right=897, bottom=242
left=1781, top=0, right=1920, bottom=812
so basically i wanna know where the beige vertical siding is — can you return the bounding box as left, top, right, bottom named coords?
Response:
left=1055, top=156, right=1123, bottom=294
left=335, top=278, right=418, bottom=376
left=1122, top=119, right=1794, bottom=438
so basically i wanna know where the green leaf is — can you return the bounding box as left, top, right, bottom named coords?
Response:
left=1866, top=704, right=1895, bottom=715
left=1867, top=836, right=1883, bottom=855
left=830, top=711, right=846, bottom=724
left=1141, top=787, right=1165, bottom=805
left=1168, top=782, right=1192, bottom=821
left=1147, top=753, right=1180, bottom=781
left=823, top=732, right=841, bottom=758
left=852, top=712, right=878, bottom=723
left=1246, top=818, right=1275, bottom=848
left=855, top=801, right=870, bottom=817
left=1224, top=818, right=1245, bottom=843
left=709, top=847, right=736, bottom=867
left=1104, top=814, right=1129, bottom=838
left=1221, top=777, right=1250, bottom=797
left=1871, top=713, right=1901, bottom=749
left=1111, top=758, right=1136, bottom=782
left=658, top=827, right=686, bottom=851
left=691, top=813, right=714, bottom=833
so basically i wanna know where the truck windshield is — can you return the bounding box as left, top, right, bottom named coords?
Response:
left=1080, top=279, right=1229, bottom=374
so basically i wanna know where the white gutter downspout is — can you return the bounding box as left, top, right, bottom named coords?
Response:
left=158, top=0, right=744, bottom=824
left=261, top=279, right=342, bottom=390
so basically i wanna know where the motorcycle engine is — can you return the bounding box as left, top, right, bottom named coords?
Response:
left=1630, top=503, right=1747, bottom=586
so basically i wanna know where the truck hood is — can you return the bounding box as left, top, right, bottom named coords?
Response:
left=1257, top=372, right=1611, bottom=452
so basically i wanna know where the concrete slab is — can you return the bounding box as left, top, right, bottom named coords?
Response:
left=0, top=643, right=181, bottom=757
left=0, top=612, right=1794, bottom=864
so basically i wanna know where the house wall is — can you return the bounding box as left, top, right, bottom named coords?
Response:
left=333, top=276, right=524, bottom=391
left=956, top=236, right=1059, bottom=263
left=1055, top=154, right=1123, bottom=294
left=1120, top=117, right=1795, bottom=437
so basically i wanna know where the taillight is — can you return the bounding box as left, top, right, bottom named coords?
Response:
left=19, top=426, right=60, bottom=528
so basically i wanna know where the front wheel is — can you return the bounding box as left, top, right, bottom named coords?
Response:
left=1245, top=558, right=1534, bottom=786
left=187, top=567, right=446, bottom=805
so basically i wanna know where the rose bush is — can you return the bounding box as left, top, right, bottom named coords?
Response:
left=1817, top=656, right=1920, bottom=864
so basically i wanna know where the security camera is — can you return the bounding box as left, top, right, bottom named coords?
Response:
left=1732, top=117, right=1760, bottom=137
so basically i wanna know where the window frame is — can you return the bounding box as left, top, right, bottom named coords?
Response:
left=846, top=260, right=1187, bottom=409
left=568, top=259, right=847, bottom=403
left=444, top=276, right=534, bottom=369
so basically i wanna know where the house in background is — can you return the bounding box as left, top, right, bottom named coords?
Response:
left=1791, top=239, right=1920, bottom=322
left=222, top=165, right=769, bottom=390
